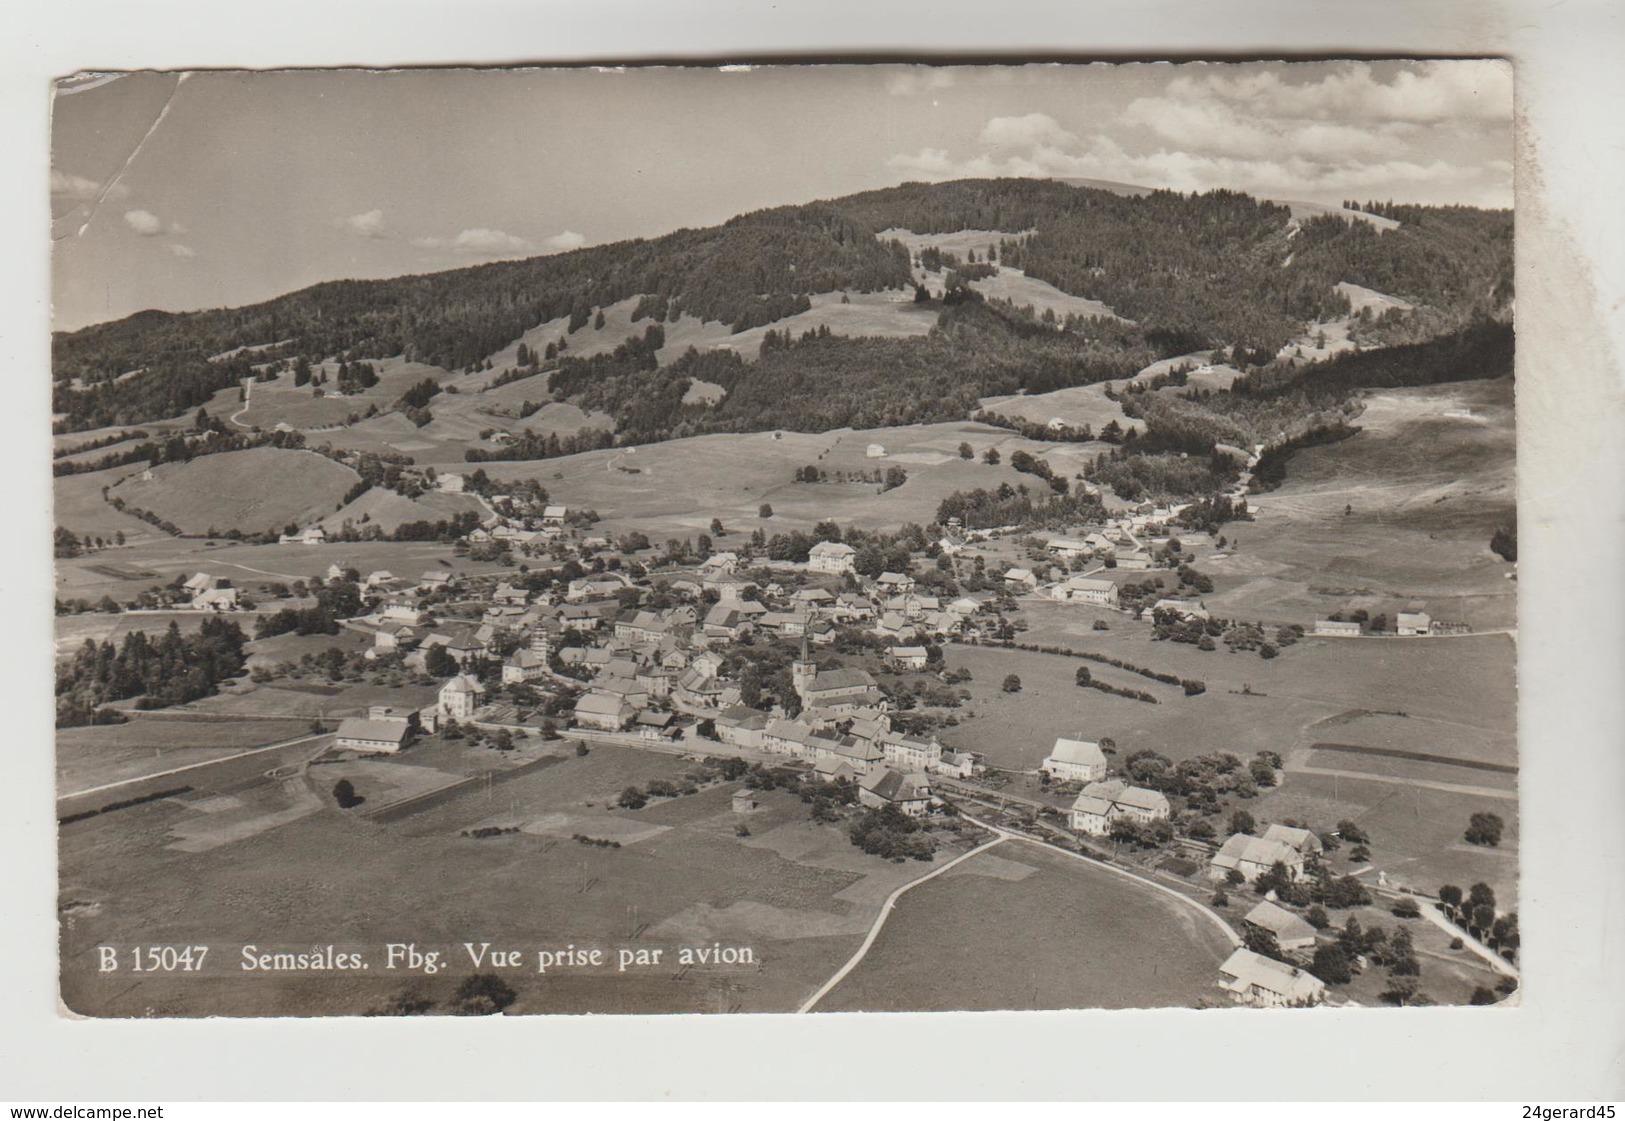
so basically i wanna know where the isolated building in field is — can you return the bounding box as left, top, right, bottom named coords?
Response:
left=1313, top=618, right=1362, bottom=637
left=334, top=717, right=412, bottom=754
left=865, top=443, right=887, bottom=458
left=1054, top=576, right=1119, bottom=607
left=1397, top=610, right=1432, bottom=636
left=435, top=473, right=465, bottom=493
left=1217, top=948, right=1326, bottom=1008
left=1041, top=737, right=1108, bottom=783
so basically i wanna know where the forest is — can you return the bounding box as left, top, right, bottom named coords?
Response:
left=56, top=617, right=248, bottom=727
left=52, top=178, right=1512, bottom=435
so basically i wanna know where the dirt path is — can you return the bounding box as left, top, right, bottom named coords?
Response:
left=58, top=732, right=329, bottom=802
left=797, top=836, right=1006, bottom=1013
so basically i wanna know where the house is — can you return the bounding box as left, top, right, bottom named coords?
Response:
left=948, top=596, right=982, bottom=617
left=794, top=664, right=882, bottom=711
left=573, top=692, right=634, bottom=731
left=492, top=582, right=530, bottom=606
left=811, top=757, right=862, bottom=784
left=191, top=581, right=239, bottom=611
left=614, top=610, right=669, bottom=644
left=1068, top=781, right=1170, bottom=835
left=713, top=706, right=770, bottom=750
left=437, top=674, right=486, bottom=720
left=888, top=645, right=929, bottom=671
left=501, top=648, right=549, bottom=684
left=1150, top=598, right=1210, bottom=621
left=419, top=569, right=453, bottom=591
left=865, top=443, right=887, bottom=458
left=873, top=611, right=916, bottom=642
left=933, top=750, right=977, bottom=779
left=364, top=570, right=399, bottom=590
left=1041, top=737, right=1108, bottom=783
left=760, top=718, right=822, bottom=760
left=334, top=717, right=412, bottom=754
left=633, top=709, right=678, bottom=741
left=541, top=505, right=569, bottom=527
left=277, top=526, right=326, bottom=545
left=702, top=603, right=756, bottom=641
left=874, top=571, right=915, bottom=595
left=1114, top=551, right=1152, bottom=571
left=699, top=553, right=739, bottom=579
left=1398, top=610, right=1432, bottom=636
left=1243, top=900, right=1318, bottom=953
left=1053, top=576, right=1119, bottom=607
left=808, top=541, right=857, bottom=575
left=1003, top=567, right=1038, bottom=591
left=1209, top=833, right=1307, bottom=883
left=732, top=790, right=759, bottom=814
left=880, top=732, right=942, bottom=772
left=373, top=622, right=419, bottom=653
left=1217, top=948, right=1326, bottom=1008
left=1046, top=537, right=1093, bottom=559
left=1314, top=618, right=1362, bottom=637
left=436, top=473, right=465, bottom=493
left=857, top=769, right=933, bottom=816
left=1261, top=823, right=1325, bottom=857
left=381, top=601, right=424, bottom=625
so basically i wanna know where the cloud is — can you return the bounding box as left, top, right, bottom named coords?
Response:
left=340, top=209, right=390, bottom=239
left=887, top=62, right=1512, bottom=208
left=886, top=69, right=958, bottom=97
left=123, top=209, right=166, bottom=236
left=542, top=230, right=586, bottom=252
left=50, top=169, right=128, bottom=204
left=411, top=227, right=535, bottom=256
left=168, top=243, right=196, bottom=259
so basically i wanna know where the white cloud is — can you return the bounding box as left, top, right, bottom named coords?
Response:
left=50, top=169, right=127, bottom=203
left=411, top=227, right=535, bottom=256
left=887, top=62, right=1513, bottom=208
left=886, top=69, right=958, bottom=97
left=123, top=209, right=165, bottom=236
left=341, top=209, right=390, bottom=239
left=542, top=230, right=586, bottom=252
left=168, top=243, right=196, bottom=259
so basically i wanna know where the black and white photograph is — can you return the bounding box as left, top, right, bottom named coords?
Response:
left=46, top=60, right=1526, bottom=1020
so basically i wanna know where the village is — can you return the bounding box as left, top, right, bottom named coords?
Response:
left=63, top=461, right=1513, bottom=1014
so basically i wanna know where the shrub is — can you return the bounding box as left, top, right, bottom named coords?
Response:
left=1464, top=811, right=1504, bottom=847
left=617, top=786, right=648, bottom=810
left=333, top=779, right=362, bottom=809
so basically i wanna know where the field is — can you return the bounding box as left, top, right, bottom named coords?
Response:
left=57, top=743, right=979, bottom=1016
left=459, top=421, right=1092, bottom=539
left=816, top=841, right=1234, bottom=1012
left=1221, top=377, right=1516, bottom=630
left=944, top=616, right=1515, bottom=772
left=108, top=447, right=361, bottom=537
left=57, top=716, right=316, bottom=793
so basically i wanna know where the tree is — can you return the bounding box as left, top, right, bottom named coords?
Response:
left=618, top=786, right=647, bottom=810
left=333, top=779, right=362, bottom=809
left=1469, top=986, right=1499, bottom=1005
left=1305, top=904, right=1330, bottom=930
left=1074, top=665, right=1092, bottom=687
left=758, top=503, right=773, bottom=519
left=1001, top=674, right=1022, bottom=693
left=982, top=448, right=1000, bottom=466
left=958, top=442, right=974, bottom=460
left=1438, top=884, right=1463, bottom=917
left=1229, top=809, right=1255, bottom=836
left=710, top=518, right=726, bottom=537
left=1464, top=811, right=1505, bottom=847
left=1336, top=819, right=1370, bottom=845
left=883, top=466, right=908, bottom=491
left=1310, top=943, right=1354, bottom=984
left=452, top=973, right=517, bottom=1015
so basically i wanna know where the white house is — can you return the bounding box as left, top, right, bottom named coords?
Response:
left=1068, top=781, right=1170, bottom=834
left=437, top=674, right=486, bottom=721
left=277, top=526, right=326, bottom=546
left=1217, top=948, right=1326, bottom=1008
left=541, top=505, right=569, bottom=527
left=857, top=769, right=932, bottom=816
left=808, top=541, right=857, bottom=575
left=865, top=443, right=887, bottom=458
left=1398, top=610, right=1432, bottom=636
left=501, top=648, right=549, bottom=684
left=1003, top=567, right=1038, bottom=591
left=1314, top=618, right=1362, bottom=637
left=1054, top=576, right=1119, bottom=607
left=1209, top=833, right=1307, bottom=883
left=436, top=473, right=465, bottom=493
left=1041, top=738, right=1108, bottom=783
left=573, top=692, right=634, bottom=731
left=888, top=645, right=929, bottom=670
left=1045, top=537, right=1093, bottom=560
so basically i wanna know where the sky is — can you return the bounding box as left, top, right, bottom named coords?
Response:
left=49, top=60, right=1513, bottom=332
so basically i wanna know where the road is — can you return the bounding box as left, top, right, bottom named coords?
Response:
left=1286, top=762, right=1517, bottom=802
left=796, top=836, right=1006, bottom=1013
left=1411, top=894, right=1520, bottom=980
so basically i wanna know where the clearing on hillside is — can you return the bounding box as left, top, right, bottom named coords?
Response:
left=109, top=447, right=361, bottom=536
